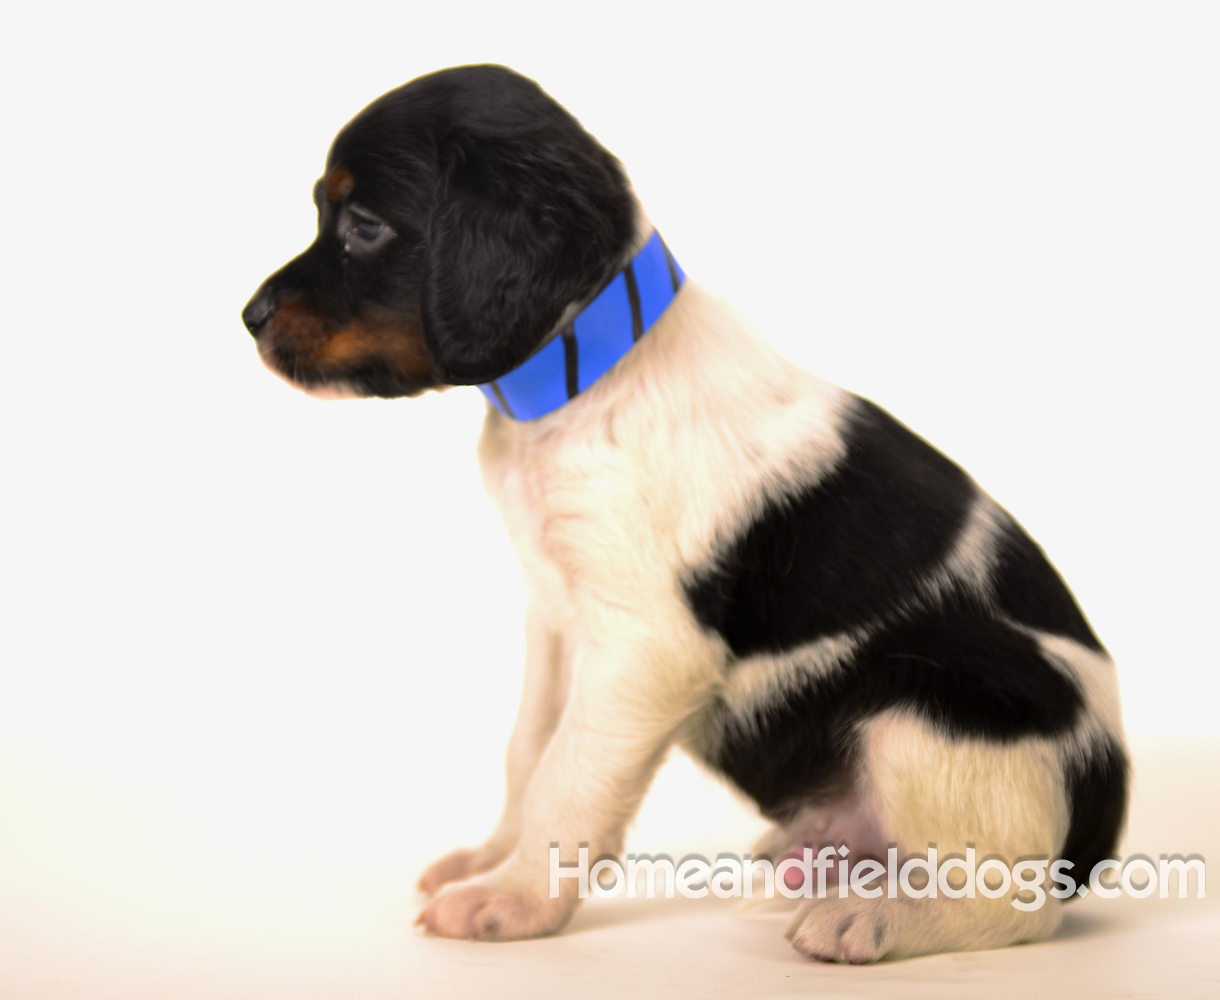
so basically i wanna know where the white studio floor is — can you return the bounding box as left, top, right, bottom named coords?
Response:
left=0, top=736, right=1216, bottom=999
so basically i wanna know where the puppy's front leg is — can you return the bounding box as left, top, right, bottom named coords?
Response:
left=417, top=626, right=715, bottom=940
left=418, top=601, right=567, bottom=895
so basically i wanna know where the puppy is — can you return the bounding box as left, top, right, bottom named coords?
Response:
left=242, top=64, right=1127, bottom=962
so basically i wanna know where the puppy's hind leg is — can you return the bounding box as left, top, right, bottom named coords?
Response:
left=786, top=713, right=1070, bottom=963
left=418, top=602, right=567, bottom=895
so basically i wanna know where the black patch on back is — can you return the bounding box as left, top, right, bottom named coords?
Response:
left=684, top=397, right=975, bottom=657
left=1059, top=737, right=1129, bottom=896
left=991, top=518, right=1105, bottom=651
left=705, top=597, right=1084, bottom=820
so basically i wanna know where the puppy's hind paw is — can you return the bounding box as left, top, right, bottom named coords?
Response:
left=786, top=896, right=897, bottom=964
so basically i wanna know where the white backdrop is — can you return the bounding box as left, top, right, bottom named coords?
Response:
left=1, top=2, right=1217, bottom=882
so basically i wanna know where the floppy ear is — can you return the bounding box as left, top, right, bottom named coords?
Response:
left=421, top=123, right=636, bottom=385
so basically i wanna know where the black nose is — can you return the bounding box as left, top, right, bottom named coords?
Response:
left=242, top=291, right=276, bottom=337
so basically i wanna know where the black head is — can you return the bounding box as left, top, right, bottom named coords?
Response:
left=242, top=65, right=638, bottom=397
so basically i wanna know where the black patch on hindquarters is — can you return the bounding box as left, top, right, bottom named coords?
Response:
left=1059, top=737, right=1129, bottom=897
left=684, top=397, right=975, bottom=657
left=704, top=599, right=1084, bottom=820
left=990, top=517, right=1105, bottom=652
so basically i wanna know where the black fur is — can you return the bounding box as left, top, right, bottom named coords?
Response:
left=1060, top=738, right=1129, bottom=890
left=685, top=394, right=1104, bottom=657
left=700, top=597, right=1085, bottom=820
left=990, top=521, right=1105, bottom=652
left=685, top=396, right=975, bottom=656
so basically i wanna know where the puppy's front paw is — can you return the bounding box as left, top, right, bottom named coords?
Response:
left=418, top=847, right=502, bottom=896
left=416, top=876, right=569, bottom=941
left=786, top=896, right=898, bottom=964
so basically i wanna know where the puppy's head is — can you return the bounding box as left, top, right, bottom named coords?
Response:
left=242, top=65, right=638, bottom=398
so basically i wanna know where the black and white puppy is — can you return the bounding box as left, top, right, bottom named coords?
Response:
left=242, top=64, right=1127, bottom=962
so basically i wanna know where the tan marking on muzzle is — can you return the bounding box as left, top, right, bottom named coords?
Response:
left=260, top=299, right=439, bottom=390
left=316, top=321, right=437, bottom=381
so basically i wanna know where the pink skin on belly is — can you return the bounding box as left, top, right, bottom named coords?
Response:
left=772, top=783, right=888, bottom=889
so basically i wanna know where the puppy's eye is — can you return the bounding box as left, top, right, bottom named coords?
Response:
left=340, top=206, right=395, bottom=256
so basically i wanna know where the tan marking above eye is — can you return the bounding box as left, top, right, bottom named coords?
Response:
left=325, top=166, right=355, bottom=203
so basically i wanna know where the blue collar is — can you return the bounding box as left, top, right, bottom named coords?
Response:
left=478, top=230, right=685, bottom=420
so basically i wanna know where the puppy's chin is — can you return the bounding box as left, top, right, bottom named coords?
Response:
left=257, top=343, right=363, bottom=400
left=298, top=380, right=362, bottom=401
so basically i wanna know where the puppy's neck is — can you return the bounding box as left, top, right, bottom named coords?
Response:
left=476, top=229, right=684, bottom=421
